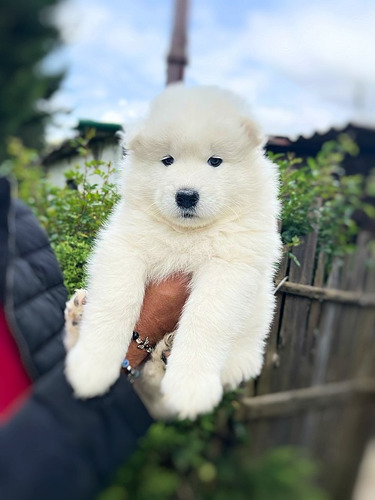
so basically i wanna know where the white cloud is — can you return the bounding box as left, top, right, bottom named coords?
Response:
left=244, top=1, right=375, bottom=102
left=54, top=0, right=168, bottom=86
left=185, top=0, right=375, bottom=137
left=54, top=1, right=112, bottom=45
left=100, top=99, right=149, bottom=125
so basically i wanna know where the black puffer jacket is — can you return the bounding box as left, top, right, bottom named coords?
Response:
left=4, top=187, right=67, bottom=380
left=0, top=178, right=153, bottom=500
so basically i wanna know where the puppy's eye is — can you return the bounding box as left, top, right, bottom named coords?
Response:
left=207, top=156, right=222, bottom=167
left=161, top=155, right=174, bottom=166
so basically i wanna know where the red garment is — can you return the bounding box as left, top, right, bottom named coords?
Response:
left=0, top=306, right=31, bottom=421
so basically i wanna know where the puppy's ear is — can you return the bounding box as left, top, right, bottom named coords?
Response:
left=240, top=116, right=266, bottom=149
left=128, top=130, right=144, bottom=152
left=118, top=123, right=145, bottom=153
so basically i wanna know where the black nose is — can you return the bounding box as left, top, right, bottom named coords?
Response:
left=175, top=189, right=199, bottom=209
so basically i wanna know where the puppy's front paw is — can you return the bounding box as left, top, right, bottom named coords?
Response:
left=65, top=345, right=120, bottom=398
left=161, top=370, right=223, bottom=420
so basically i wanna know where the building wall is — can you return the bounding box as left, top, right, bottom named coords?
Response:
left=46, top=142, right=123, bottom=188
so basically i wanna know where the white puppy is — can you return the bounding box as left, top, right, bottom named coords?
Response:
left=65, top=85, right=282, bottom=419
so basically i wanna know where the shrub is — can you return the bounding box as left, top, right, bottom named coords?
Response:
left=276, top=134, right=374, bottom=266
left=2, top=136, right=119, bottom=294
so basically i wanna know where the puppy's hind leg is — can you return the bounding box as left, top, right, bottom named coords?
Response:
left=221, top=283, right=275, bottom=391
left=64, top=289, right=87, bottom=351
left=134, top=332, right=176, bottom=419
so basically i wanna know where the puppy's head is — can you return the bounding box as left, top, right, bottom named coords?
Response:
left=122, top=84, right=270, bottom=228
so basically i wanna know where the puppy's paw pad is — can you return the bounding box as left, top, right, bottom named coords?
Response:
left=141, top=355, right=166, bottom=382
left=65, top=347, right=119, bottom=398
left=65, top=289, right=87, bottom=325
left=64, top=289, right=87, bottom=351
left=164, top=332, right=175, bottom=349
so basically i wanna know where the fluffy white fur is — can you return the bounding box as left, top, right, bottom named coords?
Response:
left=65, top=84, right=282, bottom=419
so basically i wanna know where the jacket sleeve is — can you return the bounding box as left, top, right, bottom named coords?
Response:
left=0, top=363, right=153, bottom=500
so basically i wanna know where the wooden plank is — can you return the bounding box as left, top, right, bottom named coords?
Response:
left=299, top=258, right=341, bottom=445
left=341, top=232, right=371, bottom=292
left=250, top=251, right=289, bottom=446
left=299, top=252, right=326, bottom=388
left=276, top=281, right=375, bottom=307
left=310, top=407, right=351, bottom=499
left=350, top=241, right=375, bottom=379
left=255, top=251, right=289, bottom=395
left=281, top=232, right=320, bottom=391
left=311, top=259, right=341, bottom=385
left=323, top=254, right=351, bottom=383
left=289, top=412, right=305, bottom=446
left=270, top=233, right=318, bottom=393
left=325, top=403, right=375, bottom=500
left=240, top=378, right=375, bottom=420
left=326, top=234, right=371, bottom=382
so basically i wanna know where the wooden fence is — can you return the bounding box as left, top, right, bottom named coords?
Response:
left=239, top=230, right=375, bottom=500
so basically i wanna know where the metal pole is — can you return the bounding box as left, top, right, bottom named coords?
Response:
left=166, top=0, right=189, bottom=85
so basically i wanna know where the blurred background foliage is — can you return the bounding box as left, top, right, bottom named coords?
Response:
left=0, top=0, right=64, bottom=160
left=99, top=394, right=327, bottom=500
left=274, top=135, right=375, bottom=269
left=1, top=132, right=371, bottom=499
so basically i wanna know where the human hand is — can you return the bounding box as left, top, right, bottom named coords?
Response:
left=125, top=274, right=190, bottom=368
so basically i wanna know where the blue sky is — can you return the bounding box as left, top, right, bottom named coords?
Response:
left=45, top=0, right=375, bottom=143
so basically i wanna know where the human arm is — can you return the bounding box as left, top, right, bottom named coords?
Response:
left=125, top=272, right=190, bottom=367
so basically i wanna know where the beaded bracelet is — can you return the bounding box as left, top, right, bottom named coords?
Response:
left=121, top=331, right=154, bottom=383
left=121, top=358, right=140, bottom=383
left=132, top=331, right=154, bottom=353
